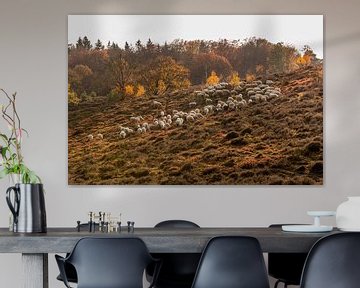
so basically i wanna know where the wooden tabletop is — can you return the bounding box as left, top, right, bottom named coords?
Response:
left=0, top=227, right=339, bottom=253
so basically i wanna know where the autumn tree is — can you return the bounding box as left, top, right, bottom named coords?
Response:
left=68, top=84, right=80, bottom=105
left=245, top=73, right=256, bottom=82
left=229, top=72, right=240, bottom=86
left=269, top=43, right=285, bottom=73
left=68, top=37, right=317, bottom=99
left=206, top=71, right=220, bottom=86
left=141, top=56, right=190, bottom=95
left=135, top=84, right=146, bottom=96
left=189, top=52, right=232, bottom=84
left=255, top=64, right=265, bottom=75
left=296, top=45, right=317, bottom=67
left=124, top=84, right=135, bottom=96
left=68, top=64, right=93, bottom=96
left=108, top=49, right=133, bottom=91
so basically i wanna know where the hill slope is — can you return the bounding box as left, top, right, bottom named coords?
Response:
left=68, top=64, right=323, bottom=185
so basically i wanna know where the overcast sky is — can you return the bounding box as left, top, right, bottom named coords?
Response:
left=68, top=15, right=323, bottom=58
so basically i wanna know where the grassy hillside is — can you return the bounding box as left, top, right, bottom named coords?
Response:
left=68, top=64, right=323, bottom=185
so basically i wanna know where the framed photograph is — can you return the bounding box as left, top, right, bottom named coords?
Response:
left=68, top=15, right=323, bottom=185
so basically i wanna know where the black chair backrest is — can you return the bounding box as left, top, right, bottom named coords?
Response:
left=151, top=220, right=201, bottom=287
left=191, top=236, right=270, bottom=288
left=301, top=232, right=360, bottom=288
left=268, top=224, right=308, bottom=285
left=155, top=220, right=200, bottom=228
left=65, top=237, right=154, bottom=288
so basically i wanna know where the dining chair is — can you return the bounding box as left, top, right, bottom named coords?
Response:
left=147, top=220, right=201, bottom=288
left=268, top=224, right=308, bottom=288
left=191, top=236, right=270, bottom=288
left=56, top=223, right=99, bottom=284
left=300, top=232, right=360, bottom=288
left=55, top=237, right=161, bottom=288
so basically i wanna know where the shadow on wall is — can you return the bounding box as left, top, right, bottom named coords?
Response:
left=327, top=31, right=360, bottom=46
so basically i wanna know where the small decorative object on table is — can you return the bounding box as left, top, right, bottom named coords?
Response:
left=78, top=211, right=122, bottom=232
left=0, top=89, right=46, bottom=233
left=282, top=211, right=335, bottom=232
left=336, top=197, right=360, bottom=231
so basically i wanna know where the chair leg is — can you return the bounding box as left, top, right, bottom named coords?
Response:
left=274, top=280, right=289, bottom=288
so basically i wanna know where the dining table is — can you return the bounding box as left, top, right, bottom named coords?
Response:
left=0, top=226, right=340, bottom=288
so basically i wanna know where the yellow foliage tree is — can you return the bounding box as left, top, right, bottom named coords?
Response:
left=135, top=84, right=146, bottom=96
left=206, top=71, right=220, bottom=86
left=143, top=56, right=190, bottom=95
left=68, top=84, right=80, bottom=105
left=124, top=84, right=135, bottom=96
left=157, top=80, right=167, bottom=95
left=296, top=55, right=312, bottom=67
left=229, top=72, right=240, bottom=87
left=245, top=73, right=256, bottom=82
left=303, top=54, right=312, bottom=65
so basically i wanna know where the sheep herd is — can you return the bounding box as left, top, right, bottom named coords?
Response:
left=86, top=79, right=283, bottom=141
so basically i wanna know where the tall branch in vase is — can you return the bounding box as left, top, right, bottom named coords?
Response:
left=0, top=88, right=40, bottom=183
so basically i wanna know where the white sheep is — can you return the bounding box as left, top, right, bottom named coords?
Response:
left=137, top=127, right=142, bottom=134
left=234, top=94, right=243, bottom=101
left=189, top=102, right=197, bottom=108
left=87, top=134, right=94, bottom=141
left=125, top=127, right=134, bottom=134
left=260, top=95, right=268, bottom=102
left=96, top=133, right=103, bottom=140
left=175, top=118, right=184, bottom=126
left=227, top=96, right=234, bottom=102
left=130, top=116, right=144, bottom=122
left=239, top=100, right=247, bottom=107
left=186, top=115, right=195, bottom=121
left=228, top=101, right=236, bottom=110
left=160, top=111, right=165, bottom=117
left=203, top=105, right=214, bottom=114
left=120, top=131, right=126, bottom=138
left=159, top=120, right=166, bottom=129
left=153, top=100, right=163, bottom=108
left=142, top=122, right=150, bottom=131
left=196, top=112, right=204, bottom=118
left=268, top=93, right=279, bottom=99
left=208, top=105, right=215, bottom=111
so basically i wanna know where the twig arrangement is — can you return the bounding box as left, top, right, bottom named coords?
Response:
left=0, top=88, right=40, bottom=183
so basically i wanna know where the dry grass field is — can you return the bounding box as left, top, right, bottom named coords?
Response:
left=68, top=64, right=323, bottom=185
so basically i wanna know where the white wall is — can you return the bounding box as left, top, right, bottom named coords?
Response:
left=0, top=0, right=360, bottom=287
